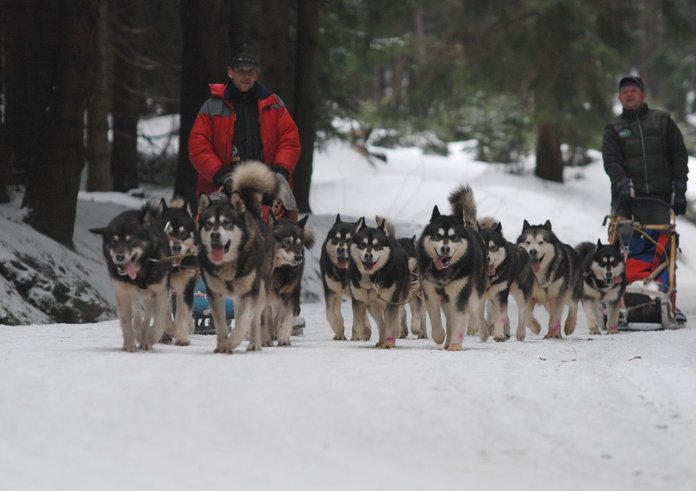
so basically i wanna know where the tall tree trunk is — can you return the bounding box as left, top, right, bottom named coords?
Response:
left=227, top=0, right=257, bottom=54
left=175, top=0, right=228, bottom=208
left=293, top=0, right=320, bottom=212
left=534, top=122, right=564, bottom=183
left=110, top=0, right=142, bottom=192
left=85, top=0, right=111, bottom=191
left=23, top=0, right=100, bottom=246
left=1, top=1, right=36, bottom=193
left=260, top=0, right=294, bottom=112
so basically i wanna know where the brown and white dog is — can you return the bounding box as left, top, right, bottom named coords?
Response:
left=196, top=161, right=277, bottom=353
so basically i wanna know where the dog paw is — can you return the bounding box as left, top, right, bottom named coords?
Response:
left=122, top=343, right=138, bottom=353
left=277, top=340, right=291, bottom=347
left=528, top=317, right=542, bottom=335
left=445, top=343, right=462, bottom=351
left=138, top=343, right=154, bottom=351
left=160, top=334, right=173, bottom=344
left=214, top=344, right=232, bottom=353
left=174, top=338, right=190, bottom=346
left=608, top=325, right=619, bottom=335
left=494, top=335, right=507, bottom=342
left=417, top=331, right=428, bottom=339
left=588, top=328, right=601, bottom=335
left=333, top=334, right=347, bottom=341
left=246, top=343, right=262, bottom=352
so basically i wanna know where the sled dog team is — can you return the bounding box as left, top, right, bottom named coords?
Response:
left=93, top=161, right=625, bottom=352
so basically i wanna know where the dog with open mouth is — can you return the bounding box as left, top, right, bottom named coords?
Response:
left=90, top=202, right=171, bottom=352
left=159, top=197, right=198, bottom=346
left=478, top=220, right=534, bottom=341
left=348, top=217, right=411, bottom=348
left=196, top=161, right=277, bottom=353
left=416, top=185, right=488, bottom=350
left=320, top=214, right=365, bottom=340
left=516, top=220, right=583, bottom=339
left=575, top=240, right=626, bottom=335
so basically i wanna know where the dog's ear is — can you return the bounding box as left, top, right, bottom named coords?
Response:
left=522, top=219, right=531, bottom=230
left=230, top=191, right=245, bottom=213
left=355, top=216, right=366, bottom=232
left=198, top=194, right=212, bottom=214
left=543, top=219, right=552, bottom=230
left=159, top=197, right=168, bottom=211
left=335, top=213, right=342, bottom=224
left=596, top=238, right=603, bottom=248
left=297, top=215, right=309, bottom=228
left=431, top=205, right=441, bottom=220
left=495, top=221, right=502, bottom=234
left=89, top=227, right=105, bottom=236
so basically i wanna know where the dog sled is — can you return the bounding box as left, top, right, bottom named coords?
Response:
left=607, top=197, right=683, bottom=331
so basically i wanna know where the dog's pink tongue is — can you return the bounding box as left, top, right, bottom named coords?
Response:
left=488, top=263, right=496, bottom=277
left=125, top=262, right=137, bottom=280
left=531, top=260, right=541, bottom=273
left=337, top=258, right=348, bottom=269
left=434, top=256, right=446, bottom=270
left=613, top=276, right=623, bottom=284
left=211, top=246, right=225, bottom=262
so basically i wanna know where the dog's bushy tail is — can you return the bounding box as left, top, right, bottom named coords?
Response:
left=231, top=161, right=279, bottom=216
left=449, top=185, right=477, bottom=227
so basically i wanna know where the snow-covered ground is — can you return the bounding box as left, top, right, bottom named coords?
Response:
left=1, top=133, right=696, bottom=491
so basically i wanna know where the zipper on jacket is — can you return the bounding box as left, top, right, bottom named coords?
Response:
left=635, top=113, right=650, bottom=194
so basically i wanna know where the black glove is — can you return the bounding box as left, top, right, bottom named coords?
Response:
left=616, top=176, right=633, bottom=212
left=270, top=164, right=289, bottom=180
left=672, top=180, right=687, bottom=215
left=214, top=168, right=234, bottom=195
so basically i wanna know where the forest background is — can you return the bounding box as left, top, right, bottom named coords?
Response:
left=1, top=0, right=695, bottom=248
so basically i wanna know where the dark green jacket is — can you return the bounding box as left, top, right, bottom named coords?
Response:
left=602, top=103, right=688, bottom=200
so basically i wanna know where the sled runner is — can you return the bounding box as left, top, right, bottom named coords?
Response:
left=608, top=197, right=683, bottom=330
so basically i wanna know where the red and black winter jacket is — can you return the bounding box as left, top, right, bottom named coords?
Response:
left=188, top=82, right=301, bottom=197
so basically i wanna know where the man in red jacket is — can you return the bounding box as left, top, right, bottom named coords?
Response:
left=189, top=52, right=301, bottom=207
left=189, top=53, right=305, bottom=333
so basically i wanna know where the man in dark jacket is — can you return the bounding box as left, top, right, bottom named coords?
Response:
left=602, top=75, right=689, bottom=325
left=602, top=75, right=689, bottom=217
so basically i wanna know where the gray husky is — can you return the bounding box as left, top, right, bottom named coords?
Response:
left=90, top=202, right=171, bottom=352
left=576, top=240, right=626, bottom=335
left=159, top=197, right=198, bottom=346
left=516, top=220, right=583, bottom=339
left=263, top=215, right=315, bottom=346
left=478, top=221, right=534, bottom=342
left=417, top=185, right=488, bottom=350
left=197, top=161, right=277, bottom=353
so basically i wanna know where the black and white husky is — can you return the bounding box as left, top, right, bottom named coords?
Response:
left=516, top=220, right=583, bottom=339
left=90, top=202, right=171, bottom=352
left=320, top=214, right=364, bottom=340
left=263, top=215, right=315, bottom=346
left=348, top=218, right=411, bottom=348
left=197, top=161, right=277, bottom=353
left=478, top=221, right=534, bottom=341
left=576, top=240, right=626, bottom=335
left=417, top=185, right=488, bottom=350
left=159, top=197, right=198, bottom=346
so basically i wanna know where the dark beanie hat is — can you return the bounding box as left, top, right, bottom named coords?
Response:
left=619, top=75, right=644, bottom=91
left=230, top=52, right=259, bottom=69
